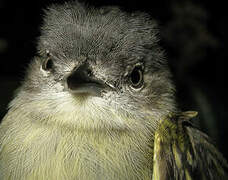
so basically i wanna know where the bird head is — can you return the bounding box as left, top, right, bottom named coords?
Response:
left=12, top=2, right=177, bottom=131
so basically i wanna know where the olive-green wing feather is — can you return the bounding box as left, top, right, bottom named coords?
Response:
left=153, top=111, right=228, bottom=180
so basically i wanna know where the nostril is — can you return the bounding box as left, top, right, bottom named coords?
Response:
left=87, top=69, right=92, bottom=77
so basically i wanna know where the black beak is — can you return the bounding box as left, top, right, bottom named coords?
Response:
left=66, top=63, right=106, bottom=96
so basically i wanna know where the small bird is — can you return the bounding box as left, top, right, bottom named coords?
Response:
left=0, top=1, right=227, bottom=180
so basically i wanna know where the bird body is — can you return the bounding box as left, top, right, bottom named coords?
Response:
left=0, top=1, right=227, bottom=180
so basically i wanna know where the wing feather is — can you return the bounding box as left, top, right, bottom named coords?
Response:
left=153, top=112, right=228, bottom=180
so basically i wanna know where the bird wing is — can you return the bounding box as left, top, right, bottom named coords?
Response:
left=152, top=111, right=228, bottom=180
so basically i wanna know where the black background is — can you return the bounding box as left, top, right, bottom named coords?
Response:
left=0, top=0, right=227, bottom=159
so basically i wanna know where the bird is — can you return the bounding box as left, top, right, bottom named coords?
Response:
left=0, top=1, right=227, bottom=180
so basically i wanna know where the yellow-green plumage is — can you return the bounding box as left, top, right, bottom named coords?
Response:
left=153, top=111, right=228, bottom=180
left=1, top=102, right=227, bottom=180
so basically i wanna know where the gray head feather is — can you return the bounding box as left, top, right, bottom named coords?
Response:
left=12, top=1, right=177, bottom=130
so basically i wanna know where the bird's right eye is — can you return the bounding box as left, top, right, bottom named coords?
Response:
left=129, top=65, right=144, bottom=89
left=42, top=58, right=53, bottom=71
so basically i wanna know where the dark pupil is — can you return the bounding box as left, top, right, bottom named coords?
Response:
left=45, top=59, right=53, bottom=70
left=131, top=67, right=141, bottom=85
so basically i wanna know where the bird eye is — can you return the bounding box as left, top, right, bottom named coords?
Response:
left=42, top=58, right=53, bottom=71
left=130, top=65, right=144, bottom=89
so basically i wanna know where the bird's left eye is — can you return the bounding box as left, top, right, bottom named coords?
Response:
left=130, top=65, right=144, bottom=89
left=42, top=58, right=53, bottom=71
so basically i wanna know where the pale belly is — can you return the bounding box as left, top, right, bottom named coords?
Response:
left=0, top=127, right=153, bottom=180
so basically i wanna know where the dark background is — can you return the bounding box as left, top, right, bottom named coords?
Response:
left=0, top=0, right=227, bottom=158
